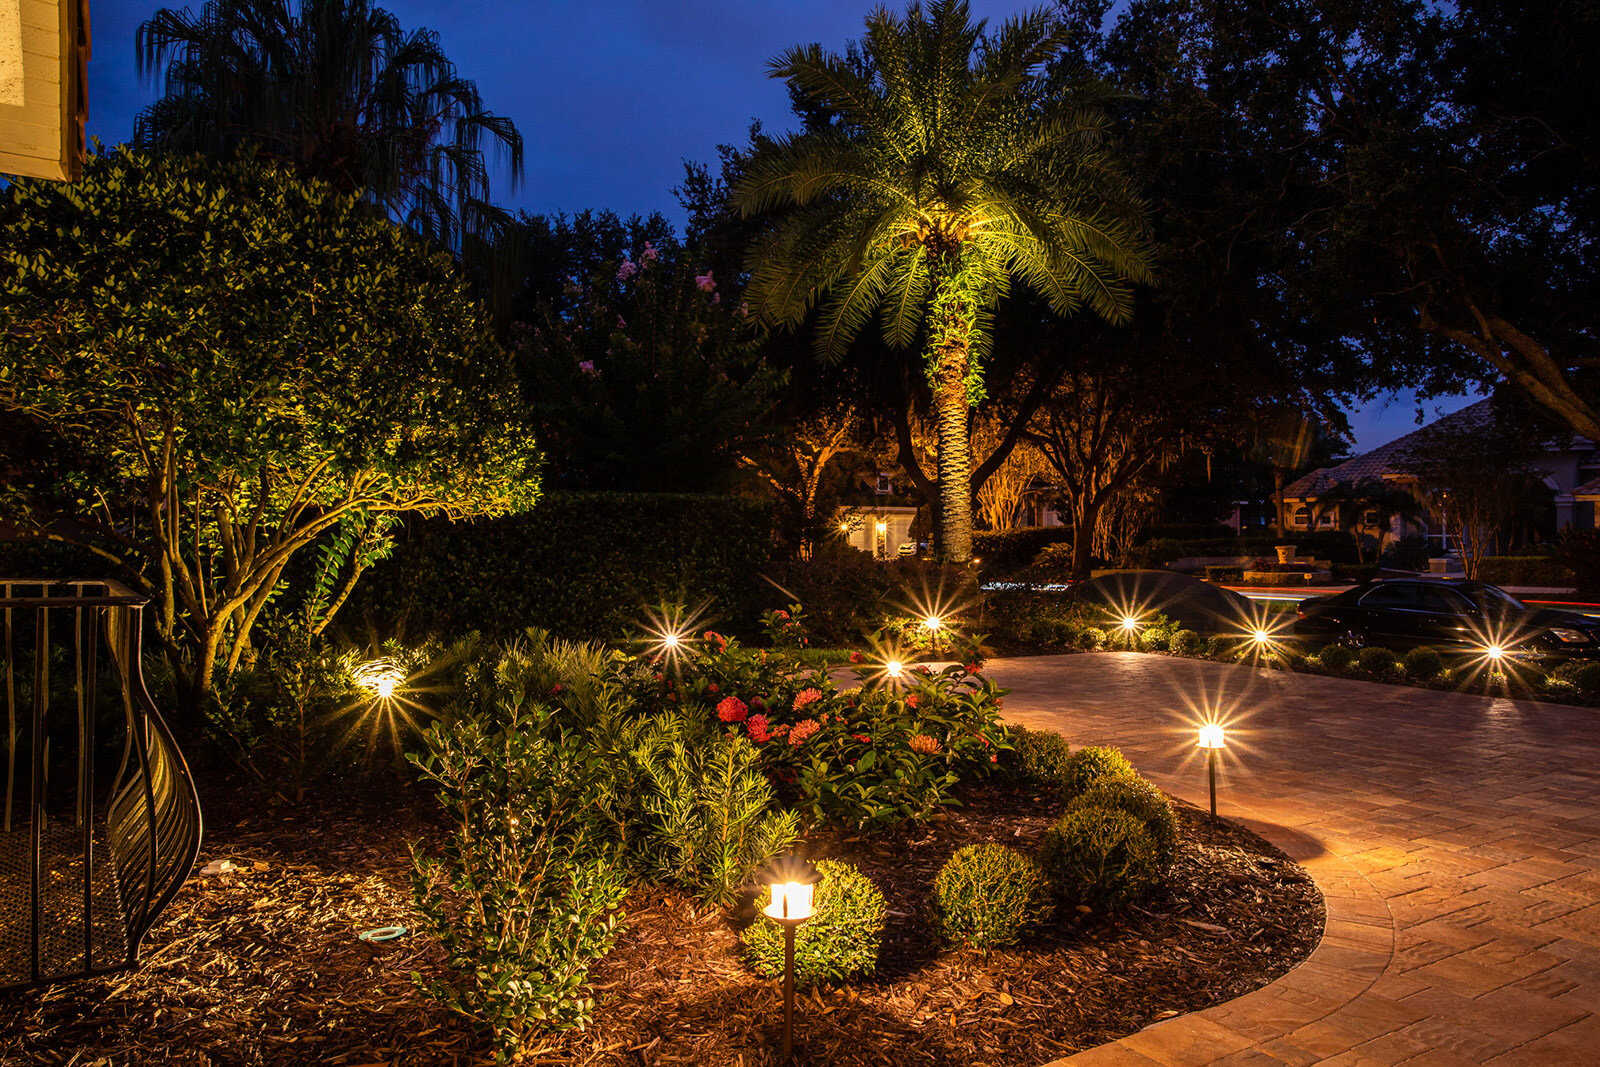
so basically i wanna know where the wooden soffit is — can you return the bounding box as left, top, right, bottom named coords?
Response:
left=1, top=0, right=88, bottom=181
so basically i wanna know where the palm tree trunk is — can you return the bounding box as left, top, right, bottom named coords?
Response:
left=933, top=357, right=974, bottom=563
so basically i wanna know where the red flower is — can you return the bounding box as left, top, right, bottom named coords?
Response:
left=708, top=683, right=720, bottom=693
left=990, top=754, right=998, bottom=763
left=788, top=719, right=821, bottom=746
left=965, top=662, right=983, bottom=675
left=770, top=723, right=790, bottom=737
left=792, top=687, right=823, bottom=712
left=852, top=733, right=872, bottom=744
left=548, top=683, right=566, bottom=695
left=705, top=630, right=729, bottom=651
left=717, top=696, right=748, bottom=723
left=746, top=714, right=771, bottom=743
left=774, top=610, right=790, bottom=620
left=849, top=650, right=865, bottom=664
left=905, top=693, right=920, bottom=709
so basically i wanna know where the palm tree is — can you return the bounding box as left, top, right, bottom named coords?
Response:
left=733, top=0, right=1153, bottom=562
left=135, top=0, right=522, bottom=250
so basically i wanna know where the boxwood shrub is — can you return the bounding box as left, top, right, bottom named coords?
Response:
left=933, top=844, right=1054, bottom=948
left=742, top=860, right=885, bottom=986
left=1071, top=776, right=1180, bottom=870
left=1010, top=726, right=1073, bottom=791
left=351, top=491, right=774, bottom=642
left=1403, top=646, right=1444, bottom=680
left=1058, top=745, right=1137, bottom=801
left=1038, top=806, right=1163, bottom=912
left=1319, top=644, right=1356, bottom=672
left=1170, top=629, right=1203, bottom=656
left=1357, top=646, right=1400, bottom=678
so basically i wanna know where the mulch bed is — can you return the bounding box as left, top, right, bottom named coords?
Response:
left=0, top=779, right=1321, bottom=1066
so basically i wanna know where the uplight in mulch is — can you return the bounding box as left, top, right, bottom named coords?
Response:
left=761, top=856, right=820, bottom=1063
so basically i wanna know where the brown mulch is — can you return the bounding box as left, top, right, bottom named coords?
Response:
left=0, top=779, right=1321, bottom=1066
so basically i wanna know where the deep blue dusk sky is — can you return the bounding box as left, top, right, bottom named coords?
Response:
left=84, top=0, right=1476, bottom=452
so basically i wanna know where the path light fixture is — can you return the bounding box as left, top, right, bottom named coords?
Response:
left=1197, top=723, right=1226, bottom=816
left=885, top=658, right=905, bottom=680
left=922, top=614, right=943, bottom=632
left=762, top=856, right=821, bottom=1062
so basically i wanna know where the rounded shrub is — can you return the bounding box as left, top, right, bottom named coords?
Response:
left=1010, top=726, right=1072, bottom=789
left=1059, top=745, right=1136, bottom=800
left=1277, top=647, right=1308, bottom=672
left=1038, top=806, right=1163, bottom=912
left=1569, top=662, right=1600, bottom=695
left=742, top=860, right=885, bottom=986
left=1319, top=644, right=1356, bottom=673
left=1170, top=629, right=1203, bottom=656
left=1205, top=635, right=1238, bottom=660
left=1403, top=646, right=1444, bottom=681
left=1139, top=628, right=1171, bottom=653
left=1072, top=775, right=1180, bottom=870
left=933, top=844, right=1054, bottom=948
left=1077, top=626, right=1107, bottom=651
left=1357, top=646, right=1400, bottom=677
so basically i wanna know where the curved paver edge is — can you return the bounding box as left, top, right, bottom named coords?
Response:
left=1036, top=747, right=1398, bottom=1067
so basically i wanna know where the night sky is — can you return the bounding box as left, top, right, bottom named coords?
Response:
left=85, top=0, right=1476, bottom=452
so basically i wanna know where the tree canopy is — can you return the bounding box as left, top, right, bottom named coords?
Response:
left=0, top=150, right=541, bottom=717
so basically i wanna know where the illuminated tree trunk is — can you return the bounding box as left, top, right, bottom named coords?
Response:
left=926, top=266, right=980, bottom=563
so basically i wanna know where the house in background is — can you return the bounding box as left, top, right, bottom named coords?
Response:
left=1281, top=399, right=1600, bottom=547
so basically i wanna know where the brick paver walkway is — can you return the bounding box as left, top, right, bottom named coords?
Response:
left=989, top=652, right=1600, bottom=1066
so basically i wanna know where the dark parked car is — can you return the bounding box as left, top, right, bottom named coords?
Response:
left=1295, top=578, right=1600, bottom=663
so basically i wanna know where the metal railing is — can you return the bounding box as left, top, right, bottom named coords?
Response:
left=0, top=580, right=203, bottom=992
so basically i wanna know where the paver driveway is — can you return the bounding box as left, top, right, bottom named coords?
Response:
left=988, top=652, right=1600, bottom=1066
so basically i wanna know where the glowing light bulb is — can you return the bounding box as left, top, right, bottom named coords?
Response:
left=1197, top=723, right=1227, bottom=749
left=1120, top=615, right=1140, bottom=631
left=661, top=632, right=681, bottom=649
left=923, top=615, right=943, bottom=632
left=885, top=660, right=904, bottom=679
left=1484, top=644, right=1505, bottom=661
left=1251, top=629, right=1270, bottom=644
left=353, top=658, right=406, bottom=700
left=375, top=677, right=396, bottom=700
left=875, top=521, right=887, bottom=533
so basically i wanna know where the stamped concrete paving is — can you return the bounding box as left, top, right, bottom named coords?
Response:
left=989, top=653, right=1600, bottom=1066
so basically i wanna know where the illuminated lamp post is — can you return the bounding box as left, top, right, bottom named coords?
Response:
left=762, top=857, right=820, bottom=1061
left=1197, top=723, right=1226, bottom=816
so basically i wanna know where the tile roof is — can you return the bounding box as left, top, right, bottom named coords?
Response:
left=1574, top=474, right=1600, bottom=498
left=1282, top=399, right=1496, bottom=500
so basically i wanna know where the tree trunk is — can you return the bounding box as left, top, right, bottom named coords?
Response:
left=933, top=358, right=974, bottom=563
left=1069, top=493, right=1100, bottom=581
left=1273, top=466, right=1286, bottom=536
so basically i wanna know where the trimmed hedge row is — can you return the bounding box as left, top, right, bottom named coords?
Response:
left=350, top=491, right=774, bottom=642
left=1473, top=555, right=1576, bottom=588
left=973, top=526, right=1074, bottom=574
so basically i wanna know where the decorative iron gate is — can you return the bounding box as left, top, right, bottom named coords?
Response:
left=0, top=580, right=203, bottom=992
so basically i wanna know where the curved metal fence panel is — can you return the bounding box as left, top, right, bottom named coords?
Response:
left=0, top=580, right=203, bottom=992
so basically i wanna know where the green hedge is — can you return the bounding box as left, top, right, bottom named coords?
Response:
left=351, top=492, right=774, bottom=642
left=1474, top=556, right=1576, bottom=588
left=1125, top=531, right=1360, bottom=568
left=973, top=526, right=1073, bottom=574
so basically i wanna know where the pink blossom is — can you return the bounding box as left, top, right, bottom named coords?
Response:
left=616, top=315, right=627, bottom=329
left=711, top=292, right=721, bottom=305
left=695, top=270, right=716, bottom=292
left=641, top=241, right=659, bottom=263
left=792, top=688, right=823, bottom=712
left=617, top=259, right=638, bottom=282
left=736, top=301, right=749, bottom=318
left=578, top=360, right=598, bottom=376
left=717, top=696, right=748, bottom=723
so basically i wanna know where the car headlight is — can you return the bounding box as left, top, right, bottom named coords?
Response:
left=1548, top=627, right=1592, bottom=644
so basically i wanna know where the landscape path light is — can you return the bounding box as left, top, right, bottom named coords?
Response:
left=1197, top=723, right=1226, bottom=816
left=762, top=856, right=821, bottom=1062
left=353, top=657, right=406, bottom=701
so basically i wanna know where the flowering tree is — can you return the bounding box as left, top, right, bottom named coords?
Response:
left=0, top=152, right=541, bottom=721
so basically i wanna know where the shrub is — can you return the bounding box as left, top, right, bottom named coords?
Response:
left=1038, top=806, right=1163, bottom=912
left=1568, top=662, right=1600, bottom=695
left=354, top=491, right=775, bottom=643
left=1319, top=644, right=1356, bottom=672
left=632, top=713, right=800, bottom=906
left=1139, top=628, right=1171, bottom=652
left=1058, top=745, right=1136, bottom=801
left=1277, top=647, right=1309, bottom=672
left=1357, top=646, right=1400, bottom=677
left=1072, top=776, right=1180, bottom=870
left=1379, top=533, right=1432, bottom=572
left=972, top=526, right=1075, bottom=574
left=1170, top=629, right=1203, bottom=656
left=409, top=687, right=626, bottom=1059
left=762, top=557, right=963, bottom=645
left=1030, top=542, right=1077, bottom=574
left=742, top=860, right=886, bottom=985
left=1010, top=726, right=1072, bottom=789
left=1547, top=528, right=1600, bottom=596
left=933, top=844, right=1054, bottom=948
left=1403, top=646, right=1444, bottom=680
left=760, top=602, right=812, bottom=650
left=1205, top=635, right=1238, bottom=660
left=1077, top=626, right=1107, bottom=650
left=1474, top=555, right=1577, bottom=588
